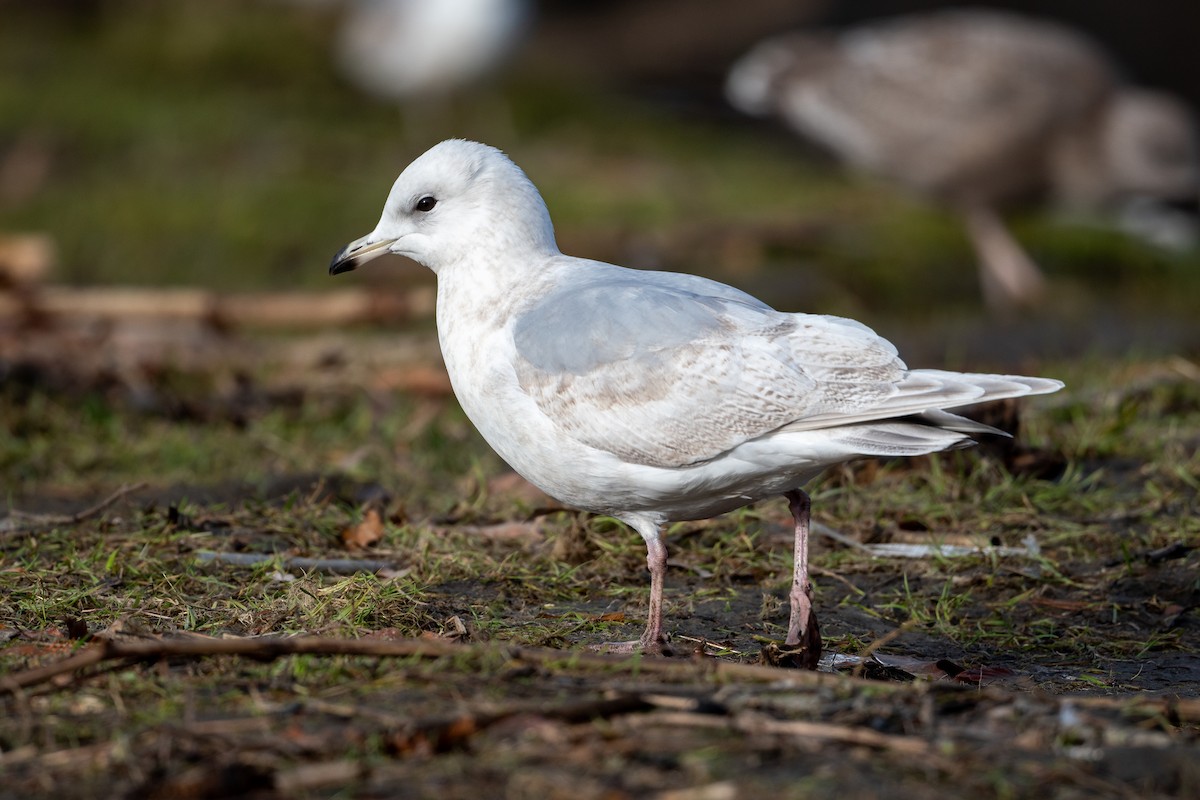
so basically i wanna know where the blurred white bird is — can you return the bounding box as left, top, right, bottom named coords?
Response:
left=727, top=9, right=1200, bottom=311
left=334, top=0, right=530, bottom=102
left=330, top=139, right=1063, bottom=665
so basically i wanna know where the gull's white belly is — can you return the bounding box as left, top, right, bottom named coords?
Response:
left=440, top=318, right=828, bottom=520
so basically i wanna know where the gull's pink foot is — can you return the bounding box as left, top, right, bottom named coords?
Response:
left=764, top=605, right=821, bottom=670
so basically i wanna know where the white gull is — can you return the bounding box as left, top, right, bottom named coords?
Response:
left=329, top=139, right=1063, bottom=665
left=335, top=0, right=530, bottom=102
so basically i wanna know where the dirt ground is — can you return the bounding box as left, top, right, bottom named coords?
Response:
left=2, top=343, right=1198, bottom=798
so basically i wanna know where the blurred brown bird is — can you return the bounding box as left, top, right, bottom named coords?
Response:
left=727, top=9, right=1200, bottom=311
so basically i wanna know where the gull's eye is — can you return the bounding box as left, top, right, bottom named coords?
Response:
left=415, top=196, right=437, bottom=212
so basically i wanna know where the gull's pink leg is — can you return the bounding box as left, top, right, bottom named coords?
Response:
left=639, top=535, right=667, bottom=650
left=783, top=489, right=821, bottom=668
left=591, top=518, right=669, bottom=655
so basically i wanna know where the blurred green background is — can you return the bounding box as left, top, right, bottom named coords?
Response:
left=2, top=0, right=1198, bottom=366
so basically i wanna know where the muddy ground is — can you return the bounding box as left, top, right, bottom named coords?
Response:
left=2, top=329, right=1198, bottom=799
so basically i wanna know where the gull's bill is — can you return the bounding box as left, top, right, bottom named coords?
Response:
left=329, top=233, right=397, bottom=275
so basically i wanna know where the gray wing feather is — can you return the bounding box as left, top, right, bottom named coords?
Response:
left=513, top=263, right=772, bottom=375
left=512, top=266, right=905, bottom=468
left=512, top=263, right=1061, bottom=470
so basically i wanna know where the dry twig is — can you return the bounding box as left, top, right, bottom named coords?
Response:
left=638, top=709, right=936, bottom=757
left=6, top=633, right=1196, bottom=738
left=0, top=482, right=147, bottom=535
left=1, top=633, right=834, bottom=694
left=194, top=551, right=406, bottom=575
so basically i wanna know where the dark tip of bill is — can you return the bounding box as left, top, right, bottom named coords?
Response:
left=329, top=256, right=357, bottom=276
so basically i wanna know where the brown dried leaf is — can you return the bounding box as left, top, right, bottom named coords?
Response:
left=341, top=508, right=384, bottom=550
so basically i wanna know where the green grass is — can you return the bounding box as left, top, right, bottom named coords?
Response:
left=5, top=354, right=1197, bottom=652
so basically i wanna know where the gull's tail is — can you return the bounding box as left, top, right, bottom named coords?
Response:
left=789, top=369, right=1063, bottom=433
left=767, top=367, right=1059, bottom=458
left=808, top=370, right=1061, bottom=458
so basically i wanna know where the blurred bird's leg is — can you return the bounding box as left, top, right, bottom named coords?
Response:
left=590, top=516, right=668, bottom=655
left=963, top=204, right=1046, bottom=312
left=783, top=489, right=821, bottom=668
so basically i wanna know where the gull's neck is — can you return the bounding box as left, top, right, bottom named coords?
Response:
left=435, top=240, right=560, bottom=328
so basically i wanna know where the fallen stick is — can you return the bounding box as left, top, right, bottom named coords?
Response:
left=640, top=709, right=936, bottom=757
left=7, top=286, right=435, bottom=328
left=274, top=761, right=365, bottom=795
left=6, top=634, right=1198, bottom=728
left=0, top=482, right=147, bottom=535
left=812, top=521, right=872, bottom=552
left=0, top=636, right=455, bottom=693
left=0, top=633, right=836, bottom=694
left=389, top=693, right=656, bottom=754
left=194, top=551, right=405, bottom=575
left=218, top=288, right=434, bottom=328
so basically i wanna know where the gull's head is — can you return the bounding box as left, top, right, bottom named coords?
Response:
left=725, top=33, right=836, bottom=117
left=329, top=139, right=557, bottom=276
left=1100, top=90, right=1199, bottom=203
